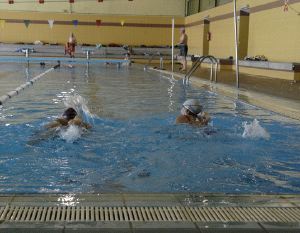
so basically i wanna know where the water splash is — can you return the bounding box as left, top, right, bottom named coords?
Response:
left=63, top=94, right=96, bottom=125
left=242, top=119, right=270, bottom=139
left=59, top=125, right=82, bottom=143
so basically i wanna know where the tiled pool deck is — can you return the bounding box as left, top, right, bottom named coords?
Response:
left=0, top=194, right=300, bottom=232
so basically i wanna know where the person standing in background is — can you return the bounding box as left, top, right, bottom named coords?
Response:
left=65, top=33, right=77, bottom=58
left=178, top=28, right=188, bottom=71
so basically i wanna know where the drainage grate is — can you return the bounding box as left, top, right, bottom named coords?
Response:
left=0, top=206, right=300, bottom=223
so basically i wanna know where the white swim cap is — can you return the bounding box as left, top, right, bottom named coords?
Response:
left=183, top=99, right=203, bottom=115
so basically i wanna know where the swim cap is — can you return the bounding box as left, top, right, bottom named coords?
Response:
left=183, top=99, right=203, bottom=115
left=62, top=107, right=77, bottom=121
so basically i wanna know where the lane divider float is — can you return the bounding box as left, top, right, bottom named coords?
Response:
left=0, top=63, right=60, bottom=105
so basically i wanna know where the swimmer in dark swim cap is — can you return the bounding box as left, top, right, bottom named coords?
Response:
left=46, top=107, right=91, bottom=129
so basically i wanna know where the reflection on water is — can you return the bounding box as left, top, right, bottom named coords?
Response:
left=0, top=64, right=300, bottom=194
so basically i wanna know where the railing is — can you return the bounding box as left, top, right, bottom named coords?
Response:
left=82, top=48, right=94, bottom=60
left=144, top=52, right=164, bottom=70
left=183, top=55, right=218, bottom=85
left=19, top=48, right=34, bottom=58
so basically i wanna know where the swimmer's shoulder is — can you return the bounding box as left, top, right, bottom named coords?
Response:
left=176, top=115, right=192, bottom=124
left=45, top=118, right=68, bottom=129
left=69, top=116, right=92, bottom=129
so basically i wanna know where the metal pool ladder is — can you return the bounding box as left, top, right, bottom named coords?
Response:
left=183, top=55, right=218, bottom=85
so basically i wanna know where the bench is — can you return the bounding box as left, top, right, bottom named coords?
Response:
left=192, top=55, right=300, bottom=81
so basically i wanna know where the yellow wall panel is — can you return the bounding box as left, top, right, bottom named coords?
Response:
left=209, top=19, right=235, bottom=58
left=186, top=24, right=204, bottom=55
left=0, top=11, right=184, bottom=45
left=185, top=0, right=300, bottom=62
left=248, top=3, right=300, bottom=62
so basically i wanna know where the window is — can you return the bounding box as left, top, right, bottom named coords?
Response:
left=186, top=0, right=233, bottom=16
left=187, top=0, right=200, bottom=16
left=200, top=0, right=215, bottom=12
left=216, top=0, right=232, bottom=6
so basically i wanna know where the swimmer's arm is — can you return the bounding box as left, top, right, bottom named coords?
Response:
left=81, top=122, right=92, bottom=129
left=198, top=112, right=211, bottom=125
left=69, top=116, right=92, bottom=129
left=68, top=116, right=81, bottom=126
left=45, top=118, right=68, bottom=129
left=45, top=121, right=60, bottom=129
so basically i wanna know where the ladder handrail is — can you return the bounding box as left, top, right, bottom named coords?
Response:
left=184, top=55, right=218, bottom=85
left=184, top=56, right=204, bottom=78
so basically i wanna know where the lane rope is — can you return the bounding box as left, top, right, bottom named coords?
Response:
left=0, top=64, right=59, bottom=105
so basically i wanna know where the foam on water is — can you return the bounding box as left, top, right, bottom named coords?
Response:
left=242, top=119, right=270, bottom=139
left=59, top=125, right=82, bottom=143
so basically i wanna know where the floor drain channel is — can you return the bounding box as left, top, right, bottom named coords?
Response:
left=0, top=206, right=300, bottom=223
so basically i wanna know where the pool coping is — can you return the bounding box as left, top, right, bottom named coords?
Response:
left=0, top=193, right=300, bottom=232
left=150, top=68, right=300, bottom=122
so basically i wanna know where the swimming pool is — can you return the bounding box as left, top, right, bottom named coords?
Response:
left=0, top=63, right=300, bottom=194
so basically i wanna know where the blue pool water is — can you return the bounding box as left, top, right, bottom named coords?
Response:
left=0, top=63, right=300, bottom=194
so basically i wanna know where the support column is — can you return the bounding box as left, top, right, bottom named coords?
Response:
left=202, top=19, right=210, bottom=56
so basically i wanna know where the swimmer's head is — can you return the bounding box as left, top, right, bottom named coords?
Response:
left=180, top=28, right=186, bottom=33
left=62, top=107, right=77, bottom=121
left=182, top=99, right=203, bottom=116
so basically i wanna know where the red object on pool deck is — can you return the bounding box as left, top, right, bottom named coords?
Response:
left=69, top=0, right=74, bottom=3
left=39, top=0, right=44, bottom=3
left=8, top=0, right=14, bottom=4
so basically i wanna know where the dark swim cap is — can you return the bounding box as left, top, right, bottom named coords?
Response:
left=62, top=107, right=77, bottom=121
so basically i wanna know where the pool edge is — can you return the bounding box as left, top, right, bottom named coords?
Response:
left=151, top=68, right=300, bottom=121
left=0, top=193, right=300, bottom=232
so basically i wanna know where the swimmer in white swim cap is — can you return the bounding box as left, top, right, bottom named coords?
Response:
left=176, top=99, right=210, bottom=126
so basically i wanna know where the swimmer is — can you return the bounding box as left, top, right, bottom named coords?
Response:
left=46, top=107, right=91, bottom=130
left=176, top=99, right=210, bottom=126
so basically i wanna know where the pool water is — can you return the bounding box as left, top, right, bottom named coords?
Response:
left=0, top=63, right=300, bottom=194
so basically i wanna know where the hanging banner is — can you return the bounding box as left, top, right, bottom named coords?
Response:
left=96, top=20, right=101, bottom=26
left=120, top=20, right=125, bottom=26
left=0, top=19, right=5, bottom=29
left=24, top=20, right=31, bottom=28
left=48, top=19, right=54, bottom=29
left=72, top=20, right=78, bottom=27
